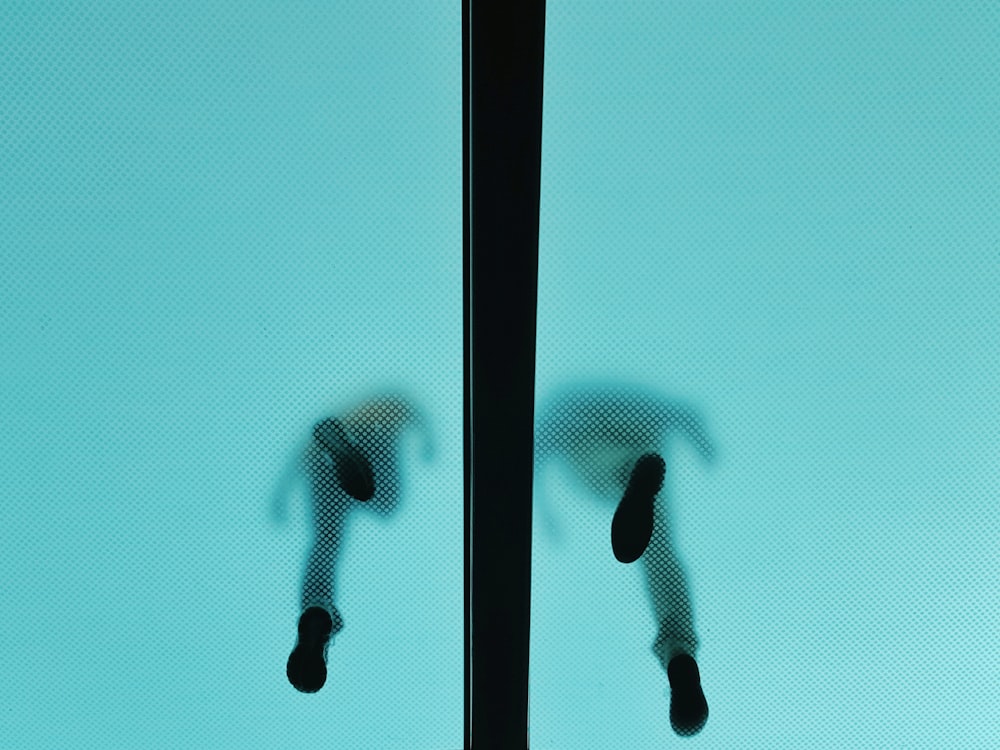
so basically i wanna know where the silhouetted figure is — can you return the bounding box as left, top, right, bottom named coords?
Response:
left=273, top=394, right=431, bottom=693
left=534, top=383, right=714, bottom=736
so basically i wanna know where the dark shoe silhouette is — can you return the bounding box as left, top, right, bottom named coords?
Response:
left=287, top=606, right=339, bottom=693
left=313, top=418, right=376, bottom=502
left=667, top=654, right=709, bottom=736
left=611, top=453, right=664, bottom=563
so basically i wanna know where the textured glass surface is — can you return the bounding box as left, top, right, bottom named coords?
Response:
left=530, top=3, right=999, bottom=748
left=0, top=4, right=461, bottom=748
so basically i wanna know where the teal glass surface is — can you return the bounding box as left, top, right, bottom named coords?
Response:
left=0, top=4, right=461, bottom=748
left=530, top=2, right=999, bottom=748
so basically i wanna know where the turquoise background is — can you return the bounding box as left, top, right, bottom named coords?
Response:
left=1, top=4, right=462, bottom=749
left=1, top=2, right=998, bottom=749
left=531, top=2, right=997, bottom=748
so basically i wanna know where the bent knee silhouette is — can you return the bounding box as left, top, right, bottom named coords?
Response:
left=313, top=418, right=376, bottom=502
left=611, top=453, right=664, bottom=564
left=279, top=394, right=431, bottom=694
left=534, top=383, right=714, bottom=736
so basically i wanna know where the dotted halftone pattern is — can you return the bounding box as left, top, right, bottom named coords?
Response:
left=533, top=383, right=716, bottom=669
left=0, top=3, right=462, bottom=747
left=530, top=2, right=1000, bottom=743
left=297, top=395, right=430, bottom=634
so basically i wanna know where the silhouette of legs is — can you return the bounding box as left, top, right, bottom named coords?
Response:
left=534, top=386, right=713, bottom=736
left=286, top=428, right=356, bottom=693
left=611, top=450, right=710, bottom=735
left=285, top=398, right=423, bottom=693
left=611, top=453, right=664, bottom=563
left=641, top=493, right=708, bottom=736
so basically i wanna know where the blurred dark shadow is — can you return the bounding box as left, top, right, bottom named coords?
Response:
left=533, top=380, right=714, bottom=736
left=270, top=391, right=433, bottom=693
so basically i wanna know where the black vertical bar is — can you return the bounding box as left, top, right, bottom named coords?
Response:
left=466, top=1, right=546, bottom=749
left=462, top=0, right=472, bottom=746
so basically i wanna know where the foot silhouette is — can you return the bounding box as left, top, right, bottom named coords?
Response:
left=313, top=419, right=376, bottom=502
left=611, top=453, right=664, bottom=563
left=667, top=654, right=709, bottom=736
left=287, top=606, right=338, bottom=693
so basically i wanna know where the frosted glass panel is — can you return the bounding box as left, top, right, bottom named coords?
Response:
left=0, top=4, right=461, bottom=749
left=530, top=3, right=999, bottom=748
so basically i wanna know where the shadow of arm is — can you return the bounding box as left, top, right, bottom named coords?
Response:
left=269, top=436, right=308, bottom=525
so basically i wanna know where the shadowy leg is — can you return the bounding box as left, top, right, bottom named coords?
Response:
left=299, top=502, right=348, bottom=628
left=313, top=417, right=376, bottom=502
left=640, top=488, right=708, bottom=736
left=285, top=402, right=420, bottom=693
left=287, top=443, right=352, bottom=693
left=611, top=453, right=664, bottom=563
